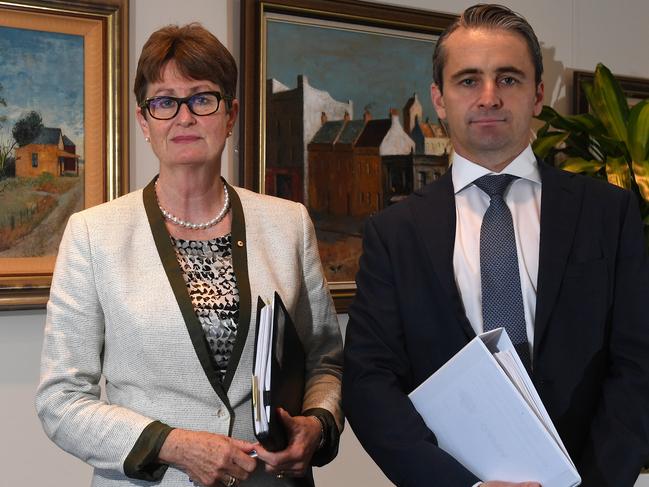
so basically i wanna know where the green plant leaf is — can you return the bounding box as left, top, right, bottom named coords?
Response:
left=584, top=64, right=630, bottom=142
left=536, top=122, right=550, bottom=138
left=536, top=105, right=558, bottom=123
left=605, top=156, right=632, bottom=190
left=627, top=99, right=649, bottom=163
left=632, top=159, right=649, bottom=204
left=532, top=132, right=569, bottom=159
left=535, top=105, right=605, bottom=134
left=589, top=133, right=627, bottom=159
left=559, top=157, right=604, bottom=174
left=569, top=113, right=607, bottom=134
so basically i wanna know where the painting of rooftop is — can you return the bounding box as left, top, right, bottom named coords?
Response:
left=0, top=26, right=84, bottom=258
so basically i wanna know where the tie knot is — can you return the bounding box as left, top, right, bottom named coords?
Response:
left=474, top=174, right=518, bottom=198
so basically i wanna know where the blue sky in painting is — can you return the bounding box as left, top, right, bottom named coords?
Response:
left=267, top=19, right=439, bottom=123
left=0, top=27, right=84, bottom=156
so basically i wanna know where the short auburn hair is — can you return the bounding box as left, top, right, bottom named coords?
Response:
left=134, top=23, right=237, bottom=109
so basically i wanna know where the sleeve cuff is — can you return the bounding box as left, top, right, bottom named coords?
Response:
left=123, top=420, right=174, bottom=481
left=303, top=407, right=340, bottom=467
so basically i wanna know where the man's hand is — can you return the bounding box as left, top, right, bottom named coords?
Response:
left=159, top=429, right=257, bottom=486
left=255, top=408, right=322, bottom=477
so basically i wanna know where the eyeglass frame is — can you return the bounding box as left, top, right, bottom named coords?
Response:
left=138, top=91, right=234, bottom=120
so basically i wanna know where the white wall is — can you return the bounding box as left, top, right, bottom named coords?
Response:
left=2, top=1, right=649, bottom=485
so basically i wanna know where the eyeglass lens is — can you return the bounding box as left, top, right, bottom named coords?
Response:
left=147, top=92, right=221, bottom=119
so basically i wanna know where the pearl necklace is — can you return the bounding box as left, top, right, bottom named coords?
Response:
left=155, top=179, right=230, bottom=230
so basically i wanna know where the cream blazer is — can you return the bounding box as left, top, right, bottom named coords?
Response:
left=36, top=179, right=343, bottom=486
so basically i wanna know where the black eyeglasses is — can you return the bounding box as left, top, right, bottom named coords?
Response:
left=139, top=91, right=233, bottom=120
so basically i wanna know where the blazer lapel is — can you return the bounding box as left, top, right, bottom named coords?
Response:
left=221, top=183, right=251, bottom=392
left=410, top=172, right=475, bottom=341
left=533, top=163, right=584, bottom=360
left=142, top=177, right=230, bottom=407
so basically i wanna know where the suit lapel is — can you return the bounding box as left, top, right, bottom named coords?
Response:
left=533, top=163, right=584, bottom=360
left=410, top=172, right=475, bottom=341
left=142, top=177, right=231, bottom=407
left=221, top=183, right=251, bottom=392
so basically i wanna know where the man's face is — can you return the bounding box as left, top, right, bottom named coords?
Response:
left=431, top=27, right=544, bottom=170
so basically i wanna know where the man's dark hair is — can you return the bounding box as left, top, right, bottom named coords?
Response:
left=432, top=4, right=543, bottom=92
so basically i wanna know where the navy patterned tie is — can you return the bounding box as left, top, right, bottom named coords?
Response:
left=474, top=174, right=531, bottom=369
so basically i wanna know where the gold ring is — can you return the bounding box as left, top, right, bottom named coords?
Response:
left=276, top=471, right=285, bottom=479
left=224, top=474, right=237, bottom=487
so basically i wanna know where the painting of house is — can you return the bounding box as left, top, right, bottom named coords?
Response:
left=0, top=25, right=87, bottom=264
left=15, top=127, right=79, bottom=178
left=410, top=119, right=450, bottom=190
left=403, top=93, right=451, bottom=190
left=264, top=16, right=441, bottom=282
left=265, top=75, right=352, bottom=203
left=308, top=108, right=415, bottom=219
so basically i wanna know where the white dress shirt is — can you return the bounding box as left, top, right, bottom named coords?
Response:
left=452, top=145, right=542, bottom=355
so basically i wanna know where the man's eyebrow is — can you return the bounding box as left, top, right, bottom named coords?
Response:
left=495, top=66, right=527, bottom=78
left=448, top=66, right=528, bottom=81
left=449, top=68, right=481, bottom=81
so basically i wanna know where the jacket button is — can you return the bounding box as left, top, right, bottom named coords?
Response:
left=236, top=240, right=244, bottom=247
left=217, top=408, right=227, bottom=419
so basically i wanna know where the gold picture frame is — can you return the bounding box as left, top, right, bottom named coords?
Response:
left=240, top=0, right=455, bottom=312
left=0, top=0, right=129, bottom=310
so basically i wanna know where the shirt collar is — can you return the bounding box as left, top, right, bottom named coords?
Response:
left=451, top=145, right=541, bottom=194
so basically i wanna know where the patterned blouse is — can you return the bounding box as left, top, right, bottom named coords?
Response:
left=171, top=234, right=239, bottom=383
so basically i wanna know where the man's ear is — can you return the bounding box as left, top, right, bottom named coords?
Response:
left=533, top=81, right=545, bottom=117
left=431, top=83, right=446, bottom=120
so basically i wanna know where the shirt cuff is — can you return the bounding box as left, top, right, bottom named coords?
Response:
left=123, top=420, right=174, bottom=481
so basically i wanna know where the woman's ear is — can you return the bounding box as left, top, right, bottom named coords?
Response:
left=136, top=106, right=150, bottom=140
left=226, top=98, right=239, bottom=134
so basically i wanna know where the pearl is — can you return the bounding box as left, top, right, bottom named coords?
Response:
left=155, top=179, right=230, bottom=230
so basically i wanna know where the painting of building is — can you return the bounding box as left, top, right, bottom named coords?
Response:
left=0, top=26, right=86, bottom=262
left=265, top=75, right=352, bottom=203
left=15, top=127, right=79, bottom=178
left=308, top=108, right=415, bottom=218
left=403, top=93, right=451, bottom=190
left=263, top=16, right=441, bottom=283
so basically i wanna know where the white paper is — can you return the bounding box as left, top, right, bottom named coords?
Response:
left=253, top=300, right=274, bottom=435
left=408, top=328, right=581, bottom=487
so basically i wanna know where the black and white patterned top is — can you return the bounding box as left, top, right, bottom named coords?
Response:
left=171, top=234, right=239, bottom=383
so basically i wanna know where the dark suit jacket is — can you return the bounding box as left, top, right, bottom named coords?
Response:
left=342, top=162, right=649, bottom=486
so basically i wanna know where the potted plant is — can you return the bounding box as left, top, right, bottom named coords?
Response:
left=533, top=63, right=649, bottom=247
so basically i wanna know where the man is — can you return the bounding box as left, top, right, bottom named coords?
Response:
left=342, top=4, right=649, bottom=487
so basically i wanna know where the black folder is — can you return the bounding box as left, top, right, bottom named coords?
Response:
left=252, top=292, right=305, bottom=451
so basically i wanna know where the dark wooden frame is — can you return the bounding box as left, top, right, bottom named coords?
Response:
left=573, top=70, right=649, bottom=114
left=239, top=0, right=455, bottom=312
left=0, top=0, right=129, bottom=311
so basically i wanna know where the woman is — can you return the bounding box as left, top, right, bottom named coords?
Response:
left=36, top=23, right=343, bottom=487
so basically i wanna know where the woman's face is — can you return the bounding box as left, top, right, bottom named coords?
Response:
left=136, top=60, right=238, bottom=172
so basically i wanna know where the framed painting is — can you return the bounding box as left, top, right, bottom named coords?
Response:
left=573, top=70, right=649, bottom=114
left=0, top=0, right=129, bottom=310
left=240, top=0, right=456, bottom=312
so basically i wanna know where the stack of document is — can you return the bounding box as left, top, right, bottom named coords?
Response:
left=252, top=298, right=274, bottom=436
left=252, top=292, right=305, bottom=451
left=409, top=328, right=581, bottom=487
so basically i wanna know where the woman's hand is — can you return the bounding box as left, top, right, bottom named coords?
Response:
left=159, top=429, right=257, bottom=486
left=255, top=408, right=322, bottom=478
